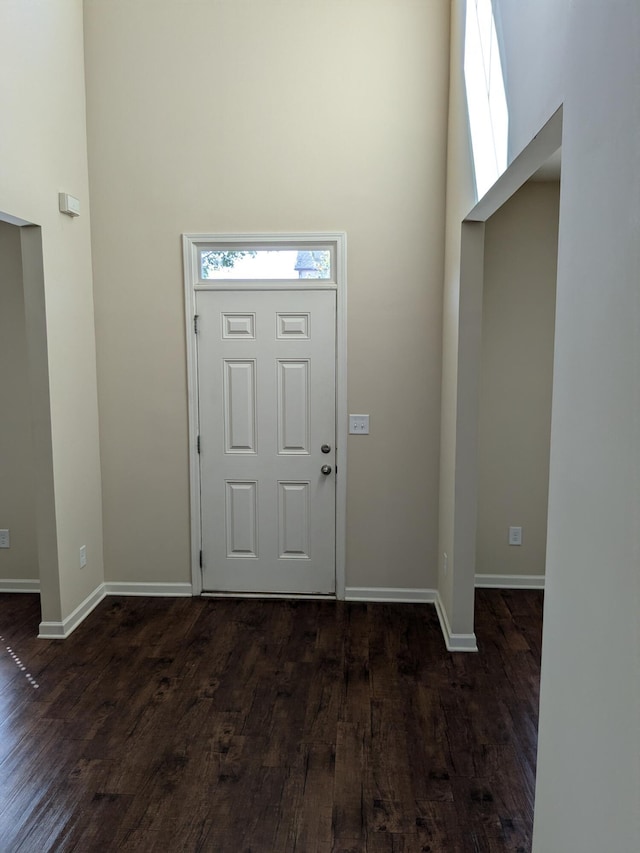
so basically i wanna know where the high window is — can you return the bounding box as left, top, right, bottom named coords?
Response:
left=464, top=0, right=509, bottom=199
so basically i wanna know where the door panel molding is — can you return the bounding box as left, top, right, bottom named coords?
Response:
left=183, top=232, right=347, bottom=598
left=277, top=359, right=310, bottom=454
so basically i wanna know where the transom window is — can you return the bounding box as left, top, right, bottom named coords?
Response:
left=183, top=234, right=342, bottom=289
left=201, top=248, right=332, bottom=281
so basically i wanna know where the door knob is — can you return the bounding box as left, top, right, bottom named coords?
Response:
left=321, top=444, right=331, bottom=454
left=321, top=465, right=332, bottom=475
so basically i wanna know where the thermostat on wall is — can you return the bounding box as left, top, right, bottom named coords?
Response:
left=58, top=193, right=80, bottom=217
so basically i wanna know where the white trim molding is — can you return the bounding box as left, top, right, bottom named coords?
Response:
left=345, top=587, right=477, bottom=652
left=28, top=581, right=478, bottom=652
left=104, top=582, right=193, bottom=597
left=0, top=579, right=40, bottom=593
left=475, top=574, right=545, bottom=589
left=38, top=583, right=106, bottom=640
left=36, top=583, right=194, bottom=638
left=434, top=595, right=478, bottom=652
left=345, top=587, right=437, bottom=604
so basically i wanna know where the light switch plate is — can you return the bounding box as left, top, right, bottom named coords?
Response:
left=349, top=414, right=370, bottom=434
left=0, top=529, right=10, bottom=548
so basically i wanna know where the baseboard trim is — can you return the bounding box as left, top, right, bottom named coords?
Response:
left=344, top=587, right=476, bottom=651
left=0, top=579, right=40, bottom=593
left=31, top=581, right=479, bottom=653
left=36, top=582, right=192, bottom=640
left=104, top=582, right=193, bottom=597
left=434, top=594, right=478, bottom=652
left=345, top=587, right=438, bottom=604
left=38, top=583, right=106, bottom=640
left=475, top=574, right=545, bottom=589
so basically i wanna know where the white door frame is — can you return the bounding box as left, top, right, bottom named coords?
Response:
left=182, top=232, right=347, bottom=598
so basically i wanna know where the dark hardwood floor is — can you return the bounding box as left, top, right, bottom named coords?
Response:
left=0, top=589, right=543, bottom=852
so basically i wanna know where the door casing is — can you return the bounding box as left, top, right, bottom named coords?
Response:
left=182, top=232, right=347, bottom=598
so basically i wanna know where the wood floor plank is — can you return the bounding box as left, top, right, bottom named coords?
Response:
left=333, top=722, right=367, bottom=841
left=286, top=742, right=334, bottom=851
left=0, top=590, right=542, bottom=851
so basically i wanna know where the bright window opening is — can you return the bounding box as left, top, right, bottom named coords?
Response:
left=200, top=249, right=332, bottom=281
left=464, top=0, right=509, bottom=199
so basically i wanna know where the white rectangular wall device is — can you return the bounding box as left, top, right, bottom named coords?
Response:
left=349, top=414, right=370, bottom=434
left=58, top=193, right=80, bottom=217
left=508, top=526, right=523, bottom=546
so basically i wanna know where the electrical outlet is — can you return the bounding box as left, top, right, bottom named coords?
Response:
left=0, top=529, right=10, bottom=549
left=443, top=552, right=448, bottom=574
left=79, top=545, right=87, bottom=568
left=509, top=526, right=522, bottom=546
left=349, top=414, right=370, bottom=434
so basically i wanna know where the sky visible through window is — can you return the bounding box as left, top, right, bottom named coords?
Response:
left=464, top=0, right=509, bottom=199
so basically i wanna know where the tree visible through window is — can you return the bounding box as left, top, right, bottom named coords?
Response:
left=201, top=250, right=257, bottom=277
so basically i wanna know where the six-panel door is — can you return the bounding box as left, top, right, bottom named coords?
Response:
left=196, top=289, right=336, bottom=594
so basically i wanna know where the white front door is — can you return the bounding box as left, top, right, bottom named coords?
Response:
left=196, top=289, right=336, bottom=594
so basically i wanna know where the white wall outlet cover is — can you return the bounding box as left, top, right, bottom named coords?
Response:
left=79, top=545, right=87, bottom=568
left=0, top=529, right=10, bottom=548
left=349, top=414, right=370, bottom=434
left=509, top=526, right=523, bottom=546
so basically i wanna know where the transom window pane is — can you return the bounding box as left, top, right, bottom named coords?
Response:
left=200, top=249, right=332, bottom=281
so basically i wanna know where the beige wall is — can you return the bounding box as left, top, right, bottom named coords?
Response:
left=443, top=1, right=640, bottom=849
left=476, top=181, right=559, bottom=579
left=83, top=0, right=451, bottom=590
left=0, top=222, right=37, bottom=580
left=0, top=0, right=104, bottom=622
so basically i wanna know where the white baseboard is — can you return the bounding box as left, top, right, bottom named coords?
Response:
left=344, top=587, right=477, bottom=652
left=475, top=573, right=545, bottom=589
left=0, top=579, right=40, bottom=593
left=39, top=583, right=106, bottom=640
left=104, top=582, right=193, bottom=597
left=30, top=581, right=478, bottom=654
left=345, top=587, right=437, bottom=604
left=36, top=582, right=192, bottom=639
left=434, top=594, right=478, bottom=652
left=0, top=580, right=194, bottom=598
